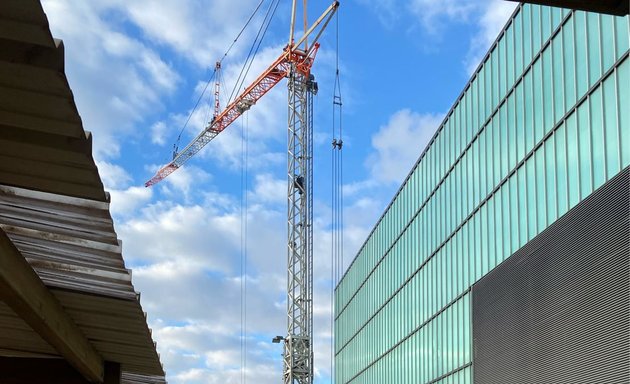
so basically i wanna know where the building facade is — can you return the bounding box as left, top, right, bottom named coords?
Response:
left=334, top=4, right=629, bottom=383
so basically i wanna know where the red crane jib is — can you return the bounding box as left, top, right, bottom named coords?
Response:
left=145, top=44, right=319, bottom=187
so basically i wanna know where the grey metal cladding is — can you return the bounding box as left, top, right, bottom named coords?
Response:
left=472, top=166, right=630, bottom=384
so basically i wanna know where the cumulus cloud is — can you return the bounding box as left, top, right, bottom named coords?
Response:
left=465, top=0, right=518, bottom=74
left=160, top=165, right=213, bottom=202
left=96, top=161, right=153, bottom=218
left=353, top=0, right=399, bottom=28
left=111, top=162, right=371, bottom=384
left=408, top=0, right=477, bottom=34
left=356, top=0, right=516, bottom=75
left=368, top=109, right=443, bottom=185
left=150, top=121, right=169, bottom=146
left=97, top=160, right=133, bottom=189
left=116, top=187, right=344, bottom=383
left=108, top=186, right=153, bottom=219
left=249, top=174, right=286, bottom=205
left=42, top=0, right=182, bottom=159
left=94, top=0, right=267, bottom=67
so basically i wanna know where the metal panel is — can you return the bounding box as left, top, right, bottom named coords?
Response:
left=0, top=1, right=166, bottom=382
left=0, top=0, right=106, bottom=201
left=0, top=185, right=164, bottom=377
left=472, top=167, right=630, bottom=383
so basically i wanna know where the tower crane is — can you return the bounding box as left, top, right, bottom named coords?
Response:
left=144, top=2, right=340, bottom=383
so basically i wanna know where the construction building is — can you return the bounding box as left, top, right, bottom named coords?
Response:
left=0, top=1, right=166, bottom=383
left=335, top=3, right=629, bottom=383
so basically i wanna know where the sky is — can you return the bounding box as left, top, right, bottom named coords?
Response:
left=40, top=1, right=517, bottom=383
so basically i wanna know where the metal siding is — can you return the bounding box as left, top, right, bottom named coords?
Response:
left=472, top=167, right=630, bottom=383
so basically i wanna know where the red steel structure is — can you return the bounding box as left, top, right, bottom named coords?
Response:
left=145, top=23, right=326, bottom=187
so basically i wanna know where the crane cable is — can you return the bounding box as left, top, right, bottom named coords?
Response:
left=240, top=110, right=249, bottom=384
left=172, top=0, right=268, bottom=158
left=228, top=0, right=281, bottom=107
left=330, top=7, right=342, bottom=382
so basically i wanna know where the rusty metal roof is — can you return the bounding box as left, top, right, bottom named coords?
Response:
left=0, top=1, right=165, bottom=382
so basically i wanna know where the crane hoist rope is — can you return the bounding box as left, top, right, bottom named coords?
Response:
left=240, top=110, right=250, bottom=384
left=330, top=7, right=343, bottom=381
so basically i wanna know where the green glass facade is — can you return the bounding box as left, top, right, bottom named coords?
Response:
left=334, top=4, right=629, bottom=383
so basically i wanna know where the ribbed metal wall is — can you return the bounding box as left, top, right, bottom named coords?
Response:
left=472, top=167, right=630, bottom=383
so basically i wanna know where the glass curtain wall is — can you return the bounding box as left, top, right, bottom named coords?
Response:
left=334, top=4, right=629, bottom=384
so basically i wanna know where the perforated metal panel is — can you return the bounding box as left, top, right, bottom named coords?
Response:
left=473, top=167, right=630, bottom=383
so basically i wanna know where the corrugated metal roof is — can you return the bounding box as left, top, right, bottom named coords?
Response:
left=0, top=1, right=166, bottom=382
left=0, top=0, right=107, bottom=202
left=122, top=373, right=171, bottom=384
left=0, top=185, right=164, bottom=376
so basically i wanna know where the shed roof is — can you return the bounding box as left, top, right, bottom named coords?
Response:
left=0, top=0, right=107, bottom=202
left=0, top=1, right=166, bottom=382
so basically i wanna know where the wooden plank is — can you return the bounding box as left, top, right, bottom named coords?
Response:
left=0, top=228, right=104, bottom=382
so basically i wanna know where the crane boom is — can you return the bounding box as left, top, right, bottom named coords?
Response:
left=144, top=0, right=338, bottom=188
left=146, top=52, right=290, bottom=186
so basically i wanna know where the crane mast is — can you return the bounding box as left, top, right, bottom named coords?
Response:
left=284, top=56, right=316, bottom=384
left=144, top=2, right=339, bottom=383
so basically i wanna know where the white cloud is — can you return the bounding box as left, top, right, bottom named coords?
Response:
left=465, top=0, right=518, bottom=74
left=117, top=197, right=290, bottom=383
left=97, top=161, right=133, bottom=189
left=97, top=0, right=264, bottom=67
left=115, top=168, right=369, bottom=383
left=151, top=121, right=169, bottom=146
left=159, top=165, right=213, bottom=202
left=249, top=174, right=286, bottom=205
left=354, top=0, right=399, bottom=28
left=355, top=1, right=516, bottom=77
left=109, top=186, right=153, bottom=218
left=368, top=109, right=443, bottom=184
left=342, top=179, right=378, bottom=198
left=42, top=0, right=181, bottom=160
left=408, top=0, right=476, bottom=34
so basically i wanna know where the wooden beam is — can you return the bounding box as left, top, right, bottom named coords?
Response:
left=0, top=358, right=121, bottom=384
left=0, top=356, right=90, bottom=384
left=0, top=228, right=104, bottom=382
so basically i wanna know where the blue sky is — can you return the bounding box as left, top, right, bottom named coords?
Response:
left=41, top=1, right=516, bottom=383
